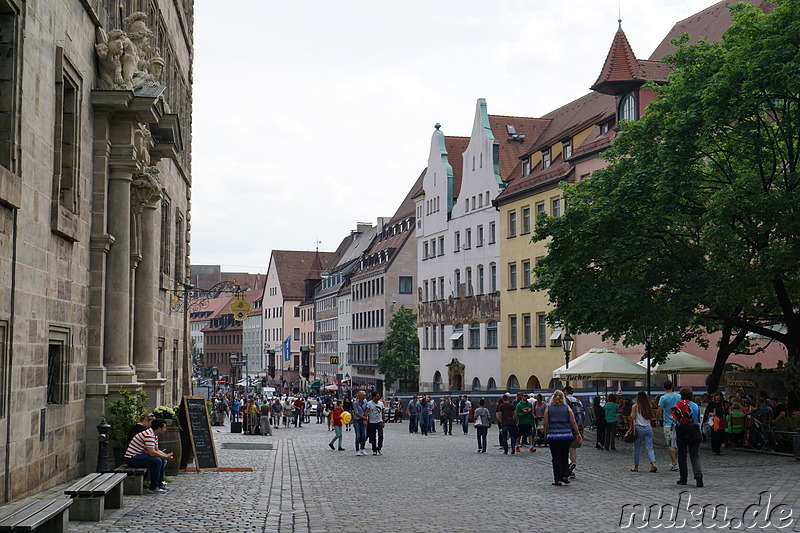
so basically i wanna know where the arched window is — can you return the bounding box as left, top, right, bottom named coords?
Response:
left=487, top=377, right=497, bottom=391
left=486, top=320, right=498, bottom=348
left=472, top=377, right=482, bottom=391
left=433, top=371, right=442, bottom=393
left=507, top=374, right=520, bottom=391
left=469, top=322, right=480, bottom=348
left=526, top=375, right=541, bottom=390
left=619, top=93, right=636, bottom=121
left=452, top=323, right=464, bottom=349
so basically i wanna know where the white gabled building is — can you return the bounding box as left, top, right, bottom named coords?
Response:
left=416, top=99, right=545, bottom=392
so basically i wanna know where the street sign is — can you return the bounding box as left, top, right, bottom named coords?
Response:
left=230, top=362, right=245, bottom=368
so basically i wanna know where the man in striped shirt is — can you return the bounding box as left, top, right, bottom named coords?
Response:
left=124, top=418, right=173, bottom=493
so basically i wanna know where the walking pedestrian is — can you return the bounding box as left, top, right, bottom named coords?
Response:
left=496, top=395, right=517, bottom=455
left=532, top=394, right=546, bottom=446
left=353, top=390, right=368, bottom=455
left=366, top=391, right=386, bottom=455
left=406, top=395, right=419, bottom=433
left=592, top=396, right=606, bottom=450
left=673, top=387, right=703, bottom=487
left=328, top=401, right=345, bottom=451
left=342, top=395, right=353, bottom=431
left=703, top=392, right=728, bottom=455
left=440, top=397, right=455, bottom=435
left=543, top=390, right=582, bottom=486
left=656, top=380, right=681, bottom=471
left=474, top=399, right=490, bottom=453
left=604, top=394, right=619, bottom=451
left=629, top=391, right=657, bottom=473
left=260, top=399, right=273, bottom=436
left=459, top=395, right=472, bottom=435
left=515, top=393, right=535, bottom=452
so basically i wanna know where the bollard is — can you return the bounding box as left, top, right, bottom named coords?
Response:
left=97, top=417, right=111, bottom=472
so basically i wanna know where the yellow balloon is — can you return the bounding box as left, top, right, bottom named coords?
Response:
left=340, top=411, right=352, bottom=424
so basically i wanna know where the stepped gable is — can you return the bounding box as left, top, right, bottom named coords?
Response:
left=445, top=136, right=469, bottom=198
left=489, top=115, right=549, bottom=181
left=649, top=0, right=775, bottom=60
left=272, top=250, right=334, bottom=300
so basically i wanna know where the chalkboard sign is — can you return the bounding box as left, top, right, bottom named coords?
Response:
left=180, top=396, right=219, bottom=472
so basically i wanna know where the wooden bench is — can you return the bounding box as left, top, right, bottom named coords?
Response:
left=0, top=498, right=72, bottom=532
left=112, top=465, right=148, bottom=495
left=63, top=473, right=126, bottom=522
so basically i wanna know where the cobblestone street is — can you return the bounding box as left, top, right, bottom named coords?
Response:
left=42, top=420, right=800, bottom=532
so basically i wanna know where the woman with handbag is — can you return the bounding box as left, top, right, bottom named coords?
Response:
left=704, top=392, right=728, bottom=455
left=628, top=391, right=657, bottom=473
left=473, top=399, right=490, bottom=453
left=543, top=390, right=583, bottom=485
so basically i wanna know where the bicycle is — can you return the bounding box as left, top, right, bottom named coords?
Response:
left=744, top=415, right=778, bottom=451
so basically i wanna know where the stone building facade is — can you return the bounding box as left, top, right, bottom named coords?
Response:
left=0, top=0, right=192, bottom=501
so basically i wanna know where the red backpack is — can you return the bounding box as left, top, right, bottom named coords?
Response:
left=670, top=400, right=694, bottom=425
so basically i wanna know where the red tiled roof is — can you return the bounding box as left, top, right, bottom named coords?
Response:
left=391, top=171, right=425, bottom=222
left=487, top=115, right=549, bottom=181
left=190, top=295, right=233, bottom=321
left=592, top=28, right=640, bottom=93
left=649, top=0, right=775, bottom=60
left=271, top=250, right=335, bottom=300
left=570, top=127, right=618, bottom=160
left=530, top=92, right=616, bottom=156
left=445, top=136, right=469, bottom=198
left=496, top=161, right=572, bottom=204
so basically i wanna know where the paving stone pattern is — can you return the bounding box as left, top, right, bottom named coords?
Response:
left=38, top=421, right=800, bottom=532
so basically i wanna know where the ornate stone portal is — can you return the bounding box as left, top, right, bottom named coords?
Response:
left=446, top=358, right=465, bottom=392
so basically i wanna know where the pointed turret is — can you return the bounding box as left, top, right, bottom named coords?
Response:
left=591, top=25, right=640, bottom=95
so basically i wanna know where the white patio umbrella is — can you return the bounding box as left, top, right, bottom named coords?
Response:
left=637, top=350, right=713, bottom=374
left=553, top=348, right=647, bottom=381
left=550, top=348, right=595, bottom=378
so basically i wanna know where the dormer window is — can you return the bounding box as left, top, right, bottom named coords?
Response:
left=599, top=122, right=609, bottom=135
left=619, top=93, right=636, bottom=121
left=542, top=149, right=551, bottom=170
left=522, top=158, right=531, bottom=177
left=562, top=140, right=572, bottom=160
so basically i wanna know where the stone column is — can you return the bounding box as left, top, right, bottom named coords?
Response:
left=104, top=160, right=137, bottom=384
left=131, top=169, right=166, bottom=403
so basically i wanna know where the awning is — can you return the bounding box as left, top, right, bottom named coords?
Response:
left=549, top=329, right=563, bottom=341
left=309, top=380, right=321, bottom=390
left=449, top=331, right=463, bottom=341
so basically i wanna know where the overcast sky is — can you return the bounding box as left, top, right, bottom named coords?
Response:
left=190, top=0, right=716, bottom=273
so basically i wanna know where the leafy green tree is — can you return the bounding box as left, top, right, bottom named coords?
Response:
left=377, top=306, right=419, bottom=392
left=533, top=0, right=800, bottom=392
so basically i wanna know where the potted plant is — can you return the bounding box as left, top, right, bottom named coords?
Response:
left=106, top=390, right=149, bottom=467
left=153, top=404, right=183, bottom=475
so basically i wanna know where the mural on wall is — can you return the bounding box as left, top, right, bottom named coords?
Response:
left=417, top=292, right=500, bottom=325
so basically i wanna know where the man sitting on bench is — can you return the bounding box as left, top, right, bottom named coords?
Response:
left=124, top=418, right=173, bottom=494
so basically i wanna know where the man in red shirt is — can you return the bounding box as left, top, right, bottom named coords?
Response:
left=124, top=419, right=173, bottom=493
left=328, top=401, right=345, bottom=451
left=293, top=397, right=305, bottom=427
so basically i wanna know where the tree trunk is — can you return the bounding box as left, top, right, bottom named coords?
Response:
left=706, top=322, right=747, bottom=394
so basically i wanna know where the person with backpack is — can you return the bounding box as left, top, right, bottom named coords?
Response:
left=564, top=386, right=585, bottom=477
left=671, top=387, right=703, bottom=487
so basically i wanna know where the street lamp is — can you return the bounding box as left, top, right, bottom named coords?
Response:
left=230, top=353, right=238, bottom=394
left=562, top=333, right=574, bottom=387
left=211, top=366, right=219, bottom=397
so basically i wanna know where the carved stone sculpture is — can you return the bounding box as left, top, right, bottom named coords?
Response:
left=131, top=167, right=163, bottom=214
left=95, top=12, right=163, bottom=91
left=133, top=123, right=152, bottom=166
